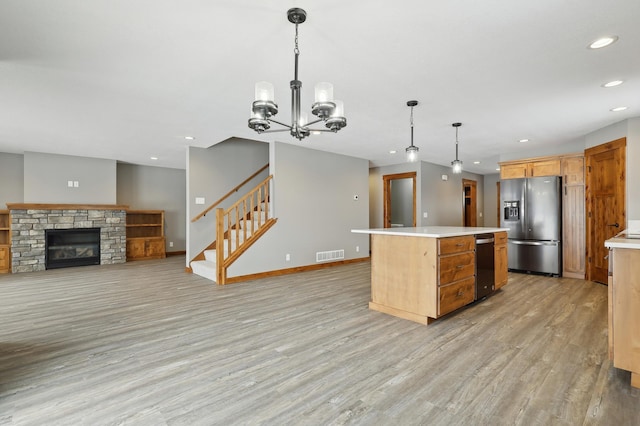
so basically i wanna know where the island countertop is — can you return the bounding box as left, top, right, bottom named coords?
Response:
left=351, top=226, right=509, bottom=238
left=604, top=234, right=640, bottom=250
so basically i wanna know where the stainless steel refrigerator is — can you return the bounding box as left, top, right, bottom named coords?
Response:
left=500, top=176, right=562, bottom=276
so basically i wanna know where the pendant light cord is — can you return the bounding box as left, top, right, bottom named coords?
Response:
left=410, top=105, right=415, bottom=147
left=455, top=125, right=459, bottom=160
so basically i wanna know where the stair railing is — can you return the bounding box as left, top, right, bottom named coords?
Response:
left=215, top=174, right=275, bottom=284
left=191, top=163, right=269, bottom=223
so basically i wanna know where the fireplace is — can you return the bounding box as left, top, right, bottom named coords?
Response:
left=45, top=228, right=101, bottom=269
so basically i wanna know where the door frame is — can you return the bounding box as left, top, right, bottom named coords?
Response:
left=462, top=178, right=477, bottom=227
left=383, top=172, right=417, bottom=228
left=585, top=137, right=626, bottom=283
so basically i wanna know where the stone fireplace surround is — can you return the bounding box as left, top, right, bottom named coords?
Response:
left=7, top=204, right=128, bottom=273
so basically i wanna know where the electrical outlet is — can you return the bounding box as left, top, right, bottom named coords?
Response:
left=73, top=181, right=79, bottom=187
left=356, top=246, right=360, bottom=252
left=423, top=212, right=428, bottom=218
left=67, top=181, right=73, bottom=187
left=169, top=241, right=174, bottom=248
left=285, top=253, right=290, bottom=261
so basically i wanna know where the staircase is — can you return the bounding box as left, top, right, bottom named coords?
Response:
left=190, top=174, right=276, bottom=284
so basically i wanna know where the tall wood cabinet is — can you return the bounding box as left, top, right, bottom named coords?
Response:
left=499, top=154, right=585, bottom=279
left=0, top=210, right=10, bottom=273
left=126, top=210, right=166, bottom=261
left=561, top=155, right=586, bottom=278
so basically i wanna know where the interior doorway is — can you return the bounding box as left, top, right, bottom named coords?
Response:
left=462, top=179, right=477, bottom=227
left=585, top=137, right=626, bottom=284
left=383, top=172, right=416, bottom=228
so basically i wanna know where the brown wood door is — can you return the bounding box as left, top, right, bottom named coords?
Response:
left=463, top=179, right=477, bottom=227
left=383, top=172, right=416, bottom=228
left=585, top=138, right=626, bottom=284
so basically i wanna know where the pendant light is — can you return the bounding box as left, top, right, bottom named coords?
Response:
left=405, top=100, right=419, bottom=162
left=451, top=122, right=463, bottom=173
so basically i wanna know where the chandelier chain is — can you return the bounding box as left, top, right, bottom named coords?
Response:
left=294, top=24, right=299, bottom=55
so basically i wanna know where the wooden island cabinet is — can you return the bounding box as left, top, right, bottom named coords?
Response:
left=605, top=235, right=640, bottom=389
left=352, top=226, right=509, bottom=325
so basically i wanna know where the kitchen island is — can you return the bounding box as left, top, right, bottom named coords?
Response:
left=352, top=226, right=509, bottom=325
left=605, top=229, right=640, bottom=389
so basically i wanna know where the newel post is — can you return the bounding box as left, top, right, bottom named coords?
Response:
left=215, top=208, right=226, bottom=284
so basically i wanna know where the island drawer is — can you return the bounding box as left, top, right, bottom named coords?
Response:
left=438, top=277, right=475, bottom=316
left=494, top=231, right=508, bottom=246
left=439, top=252, right=475, bottom=285
left=439, top=236, right=475, bottom=255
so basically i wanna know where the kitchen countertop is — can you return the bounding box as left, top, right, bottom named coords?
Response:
left=605, top=231, right=640, bottom=250
left=351, top=226, right=509, bottom=238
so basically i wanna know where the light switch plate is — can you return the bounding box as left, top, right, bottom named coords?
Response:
left=195, top=197, right=205, bottom=205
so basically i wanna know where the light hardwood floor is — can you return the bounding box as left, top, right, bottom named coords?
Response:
left=1, top=257, right=639, bottom=425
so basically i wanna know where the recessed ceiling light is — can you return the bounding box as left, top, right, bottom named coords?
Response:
left=610, top=106, right=628, bottom=112
left=184, top=136, right=195, bottom=140
left=602, top=80, right=624, bottom=88
left=519, top=139, right=529, bottom=143
left=150, top=156, right=158, bottom=160
left=588, top=36, right=618, bottom=49
left=473, top=161, right=481, bottom=165
left=389, top=150, right=397, bottom=154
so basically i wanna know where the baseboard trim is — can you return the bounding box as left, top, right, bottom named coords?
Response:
left=167, top=250, right=186, bottom=257
left=224, top=257, right=371, bottom=285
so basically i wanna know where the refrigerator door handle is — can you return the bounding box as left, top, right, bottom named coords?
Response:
left=510, top=240, right=560, bottom=246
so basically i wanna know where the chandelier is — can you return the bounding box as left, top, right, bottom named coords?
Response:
left=405, top=100, right=419, bottom=162
left=248, top=8, right=347, bottom=140
left=451, top=122, right=463, bottom=173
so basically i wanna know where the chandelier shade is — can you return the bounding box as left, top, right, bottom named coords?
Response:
left=248, top=8, right=347, bottom=140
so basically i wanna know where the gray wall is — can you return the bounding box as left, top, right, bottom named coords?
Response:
left=0, top=152, right=24, bottom=206
left=483, top=173, right=501, bottom=227
left=390, top=178, right=414, bottom=226
left=117, top=163, right=186, bottom=252
left=228, top=142, right=370, bottom=277
left=369, top=161, right=484, bottom=228
left=369, top=163, right=421, bottom=229
left=420, top=163, right=485, bottom=227
left=187, top=138, right=270, bottom=262
left=23, top=152, right=116, bottom=204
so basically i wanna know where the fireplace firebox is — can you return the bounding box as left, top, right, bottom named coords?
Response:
left=45, top=228, right=101, bottom=269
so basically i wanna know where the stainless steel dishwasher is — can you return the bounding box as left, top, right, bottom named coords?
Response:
left=475, top=234, right=495, bottom=300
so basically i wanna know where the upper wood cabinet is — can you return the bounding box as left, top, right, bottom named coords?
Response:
left=500, top=158, right=561, bottom=179
left=562, top=155, right=585, bottom=185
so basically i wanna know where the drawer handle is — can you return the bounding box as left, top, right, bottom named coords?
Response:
left=456, top=265, right=465, bottom=269
left=455, top=243, right=464, bottom=247
left=457, top=289, right=465, bottom=297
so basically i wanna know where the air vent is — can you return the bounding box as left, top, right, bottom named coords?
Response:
left=316, top=249, right=345, bottom=262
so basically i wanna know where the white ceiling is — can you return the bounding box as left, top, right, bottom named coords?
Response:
left=1, top=1, right=639, bottom=174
